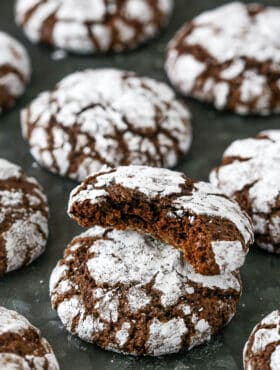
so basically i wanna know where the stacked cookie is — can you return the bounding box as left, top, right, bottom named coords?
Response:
left=50, top=165, right=254, bottom=355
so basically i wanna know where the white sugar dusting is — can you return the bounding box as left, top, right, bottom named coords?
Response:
left=69, top=165, right=253, bottom=273
left=210, top=131, right=280, bottom=251
left=244, top=310, right=280, bottom=369
left=147, top=318, right=188, bottom=356
left=50, top=226, right=240, bottom=355
left=16, top=0, right=173, bottom=53
left=166, top=2, right=280, bottom=114
left=0, top=32, right=30, bottom=104
left=0, top=159, right=48, bottom=274
left=22, top=69, right=191, bottom=181
left=0, top=307, right=59, bottom=369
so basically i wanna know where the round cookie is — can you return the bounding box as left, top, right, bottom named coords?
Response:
left=68, top=165, right=254, bottom=276
left=50, top=226, right=242, bottom=356
left=210, top=130, right=280, bottom=253
left=165, top=2, right=280, bottom=115
left=15, top=0, right=173, bottom=54
left=0, top=31, right=31, bottom=112
left=243, top=310, right=280, bottom=370
left=21, top=69, right=192, bottom=182
left=0, top=306, right=59, bottom=369
left=0, top=159, right=49, bottom=275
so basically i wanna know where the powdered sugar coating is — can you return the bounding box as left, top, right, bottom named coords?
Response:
left=210, top=130, right=280, bottom=253
left=243, top=310, right=280, bottom=370
left=0, top=307, right=59, bottom=369
left=69, top=165, right=253, bottom=274
left=165, top=2, right=280, bottom=115
left=0, top=31, right=31, bottom=112
left=15, top=0, right=173, bottom=53
left=0, top=159, right=48, bottom=274
left=21, top=69, right=192, bottom=181
left=50, top=226, right=241, bottom=356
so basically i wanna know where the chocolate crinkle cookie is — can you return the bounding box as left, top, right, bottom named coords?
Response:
left=68, top=165, right=254, bottom=275
left=210, top=130, right=280, bottom=254
left=0, top=159, right=48, bottom=275
left=21, top=69, right=192, bottom=182
left=0, top=31, right=30, bottom=112
left=50, top=226, right=242, bottom=356
left=243, top=310, right=280, bottom=370
left=165, top=2, right=280, bottom=115
left=0, top=306, right=59, bottom=369
left=15, top=0, right=173, bottom=54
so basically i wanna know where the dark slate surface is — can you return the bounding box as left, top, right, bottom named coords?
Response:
left=0, top=1, right=279, bottom=369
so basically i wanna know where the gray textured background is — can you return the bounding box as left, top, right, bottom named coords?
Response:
left=0, top=1, right=279, bottom=369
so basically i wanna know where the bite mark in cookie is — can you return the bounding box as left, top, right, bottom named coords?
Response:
left=68, top=165, right=254, bottom=275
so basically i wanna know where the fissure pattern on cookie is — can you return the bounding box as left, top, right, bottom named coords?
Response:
left=15, top=0, right=173, bottom=53
left=0, top=306, right=59, bottom=369
left=68, top=165, right=254, bottom=275
left=50, top=226, right=241, bottom=356
left=165, top=2, right=280, bottom=115
left=210, top=130, right=280, bottom=253
left=0, top=31, right=31, bottom=112
left=0, top=159, right=49, bottom=275
left=21, top=69, right=192, bottom=181
left=243, top=310, right=280, bottom=370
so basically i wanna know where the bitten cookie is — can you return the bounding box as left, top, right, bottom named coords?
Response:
left=21, top=69, right=192, bottom=181
left=0, top=306, right=59, bottom=369
left=50, top=226, right=241, bottom=356
left=15, top=0, right=173, bottom=53
left=68, top=165, right=254, bottom=275
left=210, top=130, right=280, bottom=253
left=165, top=2, right=280, bottom=115
left=0, top=159, right=48, bottom=275
left=243, top=310, right=280, bottom=370
left=0, top=31, right=30, bottom=112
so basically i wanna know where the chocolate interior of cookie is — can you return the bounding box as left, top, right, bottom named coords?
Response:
left=70, top=181, right=245, bottom=276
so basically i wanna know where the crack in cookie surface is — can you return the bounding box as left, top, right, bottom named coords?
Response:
left=210, top=130, right=280, bottom=253
left=243, top=310, right=280, bottom=370
left=16, top=0, right=173, bottom=53
left=165, top=2, right=280, bottom=115
left=0, top=159, right=48, bottom=275
left=0, top=307, right=59, bottom=369
left=0, top=32, right=30, bottom=112
left=21, top=69, right=192, bottom=181
left=50, top=226, right=241, bottom=356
